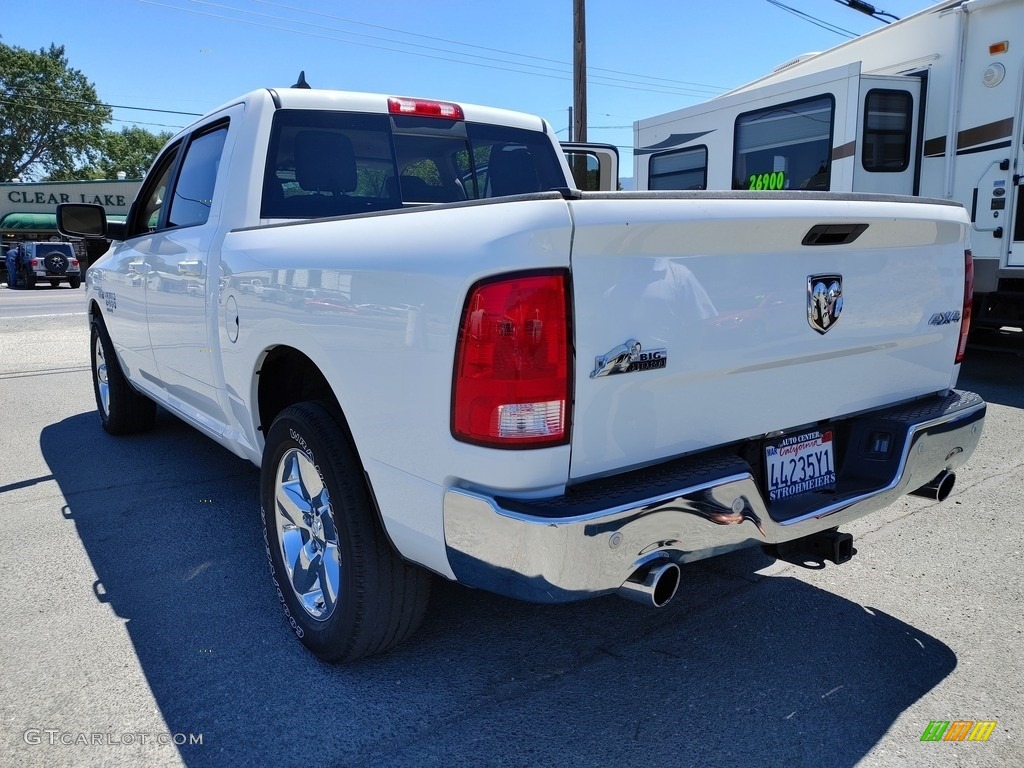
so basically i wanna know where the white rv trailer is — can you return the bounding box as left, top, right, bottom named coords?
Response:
left=634, top=0, right=1023, bottom=328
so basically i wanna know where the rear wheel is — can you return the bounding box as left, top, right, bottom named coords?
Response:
left=24, top=273, right=36, bottom=289
left=261, top=401, right=431, bottom=662
left=69, top=277, right=82, bottom=289
left=90, top=316, right=157, bottom=434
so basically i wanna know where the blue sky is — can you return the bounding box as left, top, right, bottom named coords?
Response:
left=5, top=0, right=940, bottom=173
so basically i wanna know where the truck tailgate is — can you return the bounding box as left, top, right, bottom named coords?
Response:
left=568, top=193, right=968, bottom=481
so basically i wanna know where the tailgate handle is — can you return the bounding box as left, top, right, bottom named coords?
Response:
left=802, top=223, right=868, bottom=246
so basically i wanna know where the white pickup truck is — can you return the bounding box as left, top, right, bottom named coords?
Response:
left=58, top=85, right=985, bottom=662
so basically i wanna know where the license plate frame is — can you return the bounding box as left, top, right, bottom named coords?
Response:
left=764, top=429, right=836, bottom=502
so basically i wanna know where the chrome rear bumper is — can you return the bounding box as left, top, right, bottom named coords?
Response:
left=443, top=390, right=985, bottom=603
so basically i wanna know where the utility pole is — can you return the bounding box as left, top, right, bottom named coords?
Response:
left=572, top=0, right=588, bottom=187
left=573, top=0, right=587, bottom=143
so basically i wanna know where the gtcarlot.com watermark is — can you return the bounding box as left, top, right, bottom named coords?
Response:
left=24, top=729, right=203, bottom=747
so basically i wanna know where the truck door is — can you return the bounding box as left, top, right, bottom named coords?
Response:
left=851, top=76, right=921, bottom=196
left=100, top=142, right=183, bottom=380
left=142, top=107, right=238, bottom=428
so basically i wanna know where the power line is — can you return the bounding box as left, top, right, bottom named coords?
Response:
left=4, top=89, right=202, bottom=116
left=832, top=0, right=899, bottom=24
left=764, top=0, right=858, bottom=38
left=139, top=0, right=725, bottom=99
left=247, top=0, right=727, bottom=93
left=0, top=98, right=185, bottom=130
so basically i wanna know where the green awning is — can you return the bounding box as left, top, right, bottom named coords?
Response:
left=0, top=212, right=59, bottom=230
left=0, top=212, right=127, bottom=232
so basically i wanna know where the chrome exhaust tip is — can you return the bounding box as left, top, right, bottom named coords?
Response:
left=911, top=470, right=956, bottom=502
left=617, top=561, right=681, bottom=608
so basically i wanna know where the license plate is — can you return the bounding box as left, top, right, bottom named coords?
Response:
left=765, top=429, right=836, bottom=502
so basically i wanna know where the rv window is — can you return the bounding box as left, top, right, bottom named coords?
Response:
left=649, top=146, right=707, bottom=190
left=862, top=89, right=912, bottom=172
left=732, top=94, right=834, bottom=191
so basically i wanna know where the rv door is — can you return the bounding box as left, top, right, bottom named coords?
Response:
left=1008, top=80, right=1024, bottom=267
left=851, top=76, right=922, bottom=196
left=561, top=142, right=619, bottom=191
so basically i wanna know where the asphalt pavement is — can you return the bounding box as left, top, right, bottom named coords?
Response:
left=0, top=301, right=1020, bottom=768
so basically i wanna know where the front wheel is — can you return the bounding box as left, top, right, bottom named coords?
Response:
left=49, top=279, right=60, bottom=288
left=69, top=277, right=81, bottom=289
left=90, top=317, right=157, bottom=434
left=261, top=402, right=431, bottom=662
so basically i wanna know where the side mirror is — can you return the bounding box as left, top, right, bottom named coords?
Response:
left=560, top=142, right=620, bottom=192
left=57, top=203, right=107, bottom=238
left=57, top=203, right=128, bottom=241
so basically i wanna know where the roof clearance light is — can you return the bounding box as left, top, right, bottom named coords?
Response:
left=989, top=41, right=1008, bottom=55
left=388, top=97, right=464, bottom=120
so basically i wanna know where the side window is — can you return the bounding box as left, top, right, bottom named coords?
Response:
left=463, top=123, right=566, bottom=199
left=733, top=94, right=835, bottom=191
left=127, top=144, right=180, bottom=238
left=862, top=89, right=912, bottom=172
left=649, top=146, right=707, bottom=190
left=262, top=110, right=397, bottom=219
left=168, top=123, right=229, bottom=228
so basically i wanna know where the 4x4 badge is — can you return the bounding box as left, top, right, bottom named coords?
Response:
left=590, top=339, right=667, bottom=378
left=808, top=275, right=843, bottom=334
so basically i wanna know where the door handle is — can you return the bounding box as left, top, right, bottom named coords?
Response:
left=177, top=260, right=204, bottom=276
left=127, top=261, right=147, bottom=274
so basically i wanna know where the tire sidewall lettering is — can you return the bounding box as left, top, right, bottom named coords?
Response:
left=288, top=427, right=324, bottom=481
left=261, top=503, right=305, bottom=639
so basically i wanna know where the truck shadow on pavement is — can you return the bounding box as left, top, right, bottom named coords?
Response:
left=42, top=411, right=956, bottom=768
left=959, top=340, right=1024, bottom=409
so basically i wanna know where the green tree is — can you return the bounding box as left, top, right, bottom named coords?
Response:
left=62, top=126, right=173, bottom=180
left=0, top=42, right=111, bottom=181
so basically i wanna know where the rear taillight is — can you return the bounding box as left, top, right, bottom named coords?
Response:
left=31, top=259, right=39, bottom=268
left=452, top=271, right=571, bottom=448
left=956, top=249, right=973, bottom=364
left=71, top=259, right=79, bottom=266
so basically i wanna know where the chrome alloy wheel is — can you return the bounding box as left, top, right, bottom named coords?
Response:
left=93, top=334, right=110, bottom=417
left=274, top=448, right=342, bottom=620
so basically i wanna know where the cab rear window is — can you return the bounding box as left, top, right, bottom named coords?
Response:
left=261, top=110, right=565, bottom=218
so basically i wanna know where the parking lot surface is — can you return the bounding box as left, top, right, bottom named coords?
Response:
left=1, top=303, right=1020, bottom=768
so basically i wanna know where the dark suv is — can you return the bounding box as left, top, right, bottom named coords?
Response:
left=6, top=241, right=81, bottom=289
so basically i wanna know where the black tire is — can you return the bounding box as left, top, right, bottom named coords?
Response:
left=43, top=251, right=68, bottom=274
left=69, top=277, right=82, bottom=289
left=90, top=316, right=157, bottom=434
left=24, top=273, right=36, bottom=289
left=261, top=401, right=431, bottom=662
left=50, top=279, right=60, bottom=288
